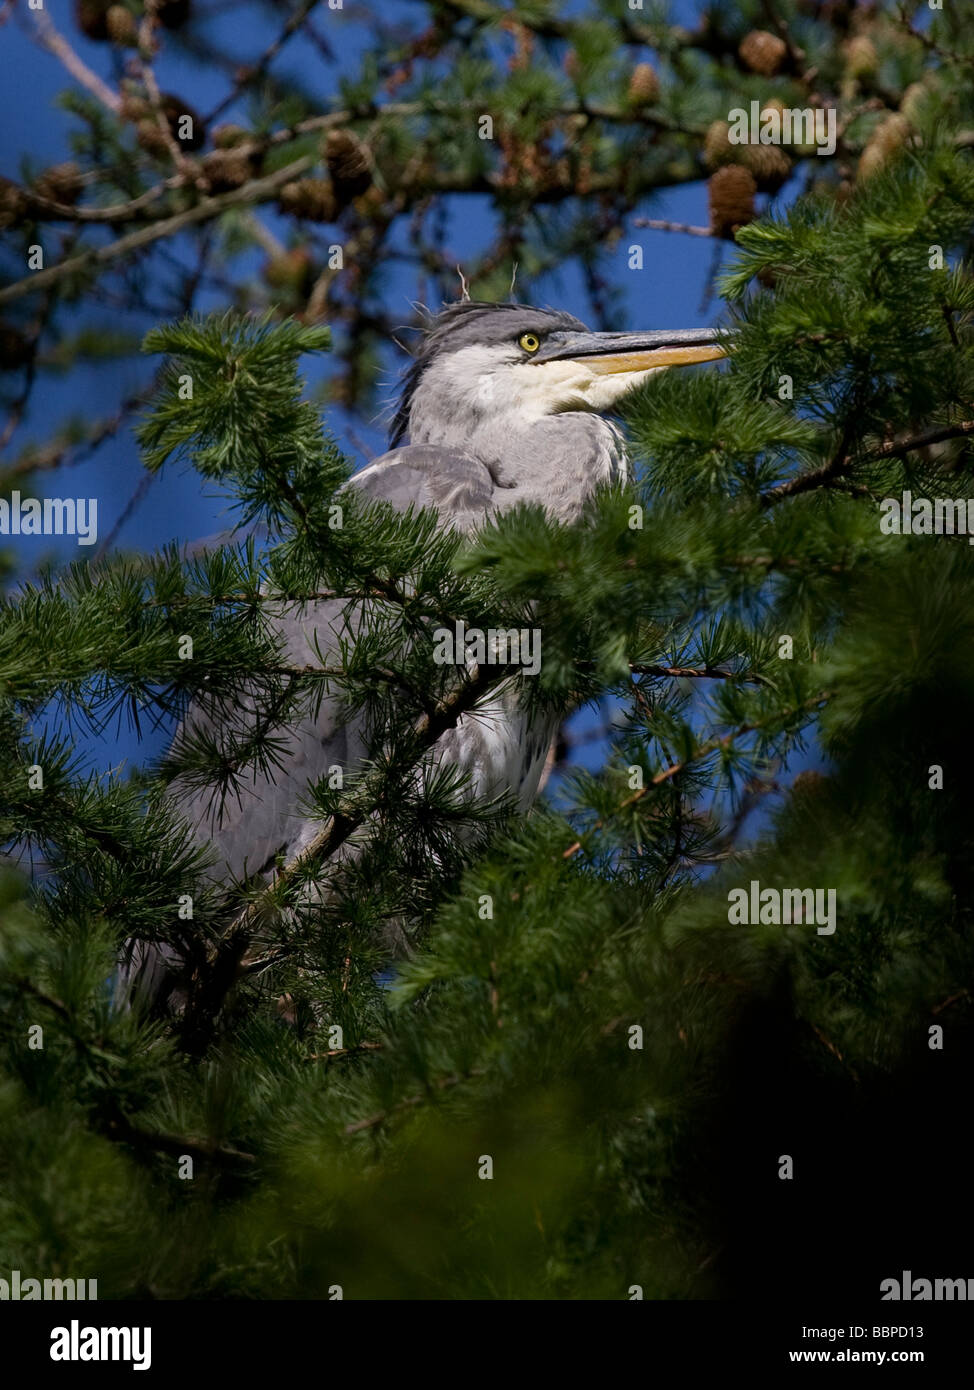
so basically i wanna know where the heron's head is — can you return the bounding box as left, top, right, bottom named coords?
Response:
left=391, top=301, right=726, bottom=446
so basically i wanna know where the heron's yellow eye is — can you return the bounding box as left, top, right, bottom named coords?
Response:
left=518, top=332, right=541, bottom=353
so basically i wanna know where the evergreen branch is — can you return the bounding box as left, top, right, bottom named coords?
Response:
left=760, top=416, right=857, bottom=508
left=183, top=660, right=522, bottom=1048
left=0, top=156, right=315, bottom=308
left=9, top=953, right=255, bottom=1175
left=761, top=421, right=974, bottom=506
left=203, top=0, right=320, bottom=127
left=868, top=420, right=974, bottom=462
left=305, top=1041, right=383, bottom=1061
left=10, top=978, right=127, bottom=1074
left=22, top=98, right=699, bottom=230
left=135, top=1, right=205, bottom=189
left=344, top=1067, right=486, bottom=1136
left=1, top=388, right=149, bottom=484
left=23, top=171, right=202, bottom=226
left=226, top=659, right=515, bottom=912
left=629, top=663, right=764, bottom=683
left=894, top=4, right=974, bottom=69
left=103, top=1115, right=257, bottom=1170
left=562, top=694, right=831, bottom=860
left=417, top=0, right=693, bottom=52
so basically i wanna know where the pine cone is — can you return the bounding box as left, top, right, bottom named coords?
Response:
left=136, top=94, right=204, bottom=152
left=628, top=63, right=660, bottom=107
left=119, top=91, right=149, bottom=124
left=858, top=113, right=911, bottom=180
left=161, top=94, right=205, bottom=150
left=857, top=145, right=884, bottom=180
left=75, top=0, right=111, bottom=40
left=201, top=148, right=255, bottom=194
left=264, top=247, right=314, bottom=296
left=34, top=162, right=83, bottom=207
left=738, top=30, right=788, bottom=77
left=324, top=130, right=373, bottom=204
left=708, top=165, right=757, bottom=239
left=277, top=179, right=337, bottom=222
left=212, top=123, right=250, bottom=150
left=743, top=143, right=792, bottom=193
left=899, top=83, right=928, bottom=126
left=137, top=95, right=205, bottom=153
left=844, top=36, right=878, bottom=79
left=0, top=323, right=33, bottom=371
left=106, top=5, right=137, bottom=45
left=704, top=118, right=790, bottom=193
left=136, top=120, right=167, bottom=154
left=703, top=120, right=735, bottom=172
left=791, top=769, right=829, bottom=801
left=873, top=112, right=911, bottom=153
left=0, top=176, right=29, bottom=230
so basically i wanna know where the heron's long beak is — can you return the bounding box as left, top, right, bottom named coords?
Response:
left=534, top=327, right=727, bottom=374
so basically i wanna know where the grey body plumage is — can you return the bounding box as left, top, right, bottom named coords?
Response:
left=118, top=302, right=724, bottom=1005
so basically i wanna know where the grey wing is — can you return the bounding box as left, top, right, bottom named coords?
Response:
left=116, top=446, right=503, bottom=1007
left=350, top=443, right=498, bottom=531
left=180, top=444, right=499, bottom=870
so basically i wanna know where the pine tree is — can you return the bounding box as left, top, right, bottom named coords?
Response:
left=2, top=1, right=974, bottom=1303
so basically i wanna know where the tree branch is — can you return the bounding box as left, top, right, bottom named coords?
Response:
left=31, top=7, right=121, bottom=115
left=760, top=420, right=974, bottom=506
left=0, top=156, right=315, bottom=308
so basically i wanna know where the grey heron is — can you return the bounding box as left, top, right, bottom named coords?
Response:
left=120, top=301, right=725, bottom=1006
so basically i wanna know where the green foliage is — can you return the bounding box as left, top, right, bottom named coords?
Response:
left=3, top=2, right=974, bottom=1302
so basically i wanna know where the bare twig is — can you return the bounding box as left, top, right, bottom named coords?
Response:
left=631, top=217, right=713, bottom=238
left=761, top=420, right=974, bottom=506
left=562, top=694, right=830, bottom=860
left=345, top=1067, right=486, bottom=1135
left=630, top=663, right=764, bottom=683
left=31, top=6, right=121, bottom=114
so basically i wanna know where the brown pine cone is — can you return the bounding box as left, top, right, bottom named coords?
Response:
left=708, top=165, right=757, bottom=239
left=743, top=144, right=792, bottom=193
left=739, top=30, right=788, bottom=77
left=137, top=95, right=206, bottom=153
left=899, top=83, right=928, bottom=126
left=160, top=94, right=205, bottom=150
left=704, top=120, right=736, bottom=172
left=75, top=0, right=111, bottom=40
left=34, top=162, right=83, bottom=207
left=277, top=179, right=337, bottom=222
left=858, top=113, right=911, bottom=180
left=212, top=124, right=251, bottom=150
left=844, top=36, right=878, bottom=79
left=324, top=130, right=373, bottom=204
left=264, top=247, right=315, bottom=296
left=201, top=148, right=255, bottom=193
left=0, top=177, right=29, bottom=230
left=106, top=5, right=138, bottom=46
left=628, top=63, right=660, bottom=106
